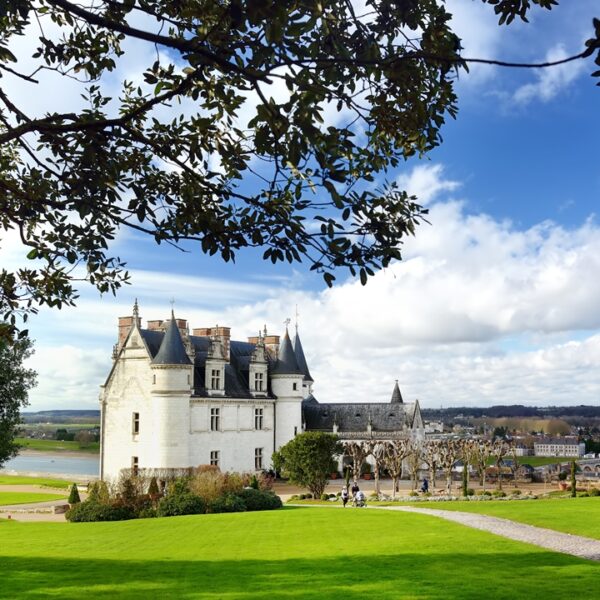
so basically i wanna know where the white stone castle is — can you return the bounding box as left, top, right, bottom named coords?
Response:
left=99, top=301, right=423, bottom=480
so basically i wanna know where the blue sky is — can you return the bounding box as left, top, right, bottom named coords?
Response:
left=2, top=0, right=599, bottom=411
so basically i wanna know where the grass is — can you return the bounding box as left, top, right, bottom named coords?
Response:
left=413, top=496, right=600, bottom=540
left=15, top=437, right=100, bottom=453
left=0, top=475, right=73, bottom=489
left=0, top=492, right=67, bottom=506
left=517, top=456, right=577, bottom=467
left=1, top=507, right=600, bottom=599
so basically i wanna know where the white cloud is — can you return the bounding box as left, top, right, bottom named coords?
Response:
left=16, top=162, right=600, bottom=411
left=396, top=164, right=461, bottom=205
left=512, top=44, right=586, bottom=105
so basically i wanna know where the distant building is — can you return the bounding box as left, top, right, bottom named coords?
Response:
left=534, top=438, right=585, bottom=458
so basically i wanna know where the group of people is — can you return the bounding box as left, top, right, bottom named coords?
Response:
left=341, top=481, right=366, bottom=508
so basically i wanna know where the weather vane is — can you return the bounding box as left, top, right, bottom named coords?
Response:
left=295, top=304, right=299, bottom=333
left=284, top=317, right=291, bottom=330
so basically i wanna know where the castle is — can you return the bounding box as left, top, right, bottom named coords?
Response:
left=99, top=302, right=423, bottom=480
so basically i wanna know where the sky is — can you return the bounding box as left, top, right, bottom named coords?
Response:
left=2, top=0, right=600, bottom=411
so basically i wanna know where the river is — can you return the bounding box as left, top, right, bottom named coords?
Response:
left=1, top=451, right=99, bottom=478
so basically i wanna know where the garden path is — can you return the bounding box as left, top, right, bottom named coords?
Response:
left=385, top=505, right=600, bottom=561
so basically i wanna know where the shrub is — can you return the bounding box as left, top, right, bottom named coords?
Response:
left=299, top=494, right=306, bottom=500
left=590, top=488, right=600, bottom=497
left=305, top=493, right=313, bottom=499
left=148, top=477, right=160, bottom=498
left=492, top=490, right=506, bottom=498
left=209, top=493, right=247, bottom=514
left=236, top=489, right=282, bottom=511
left=328, top=493, right=336, bottom=499
left=68, top=483, right=81, bottom=504
left=66, top=500, right=134, bottom=522
left=579, top=492, right=590, bottom=498
left=466, top=488, right=475, bottom=496
left=250, top=475, right=260, bottom=490
left=512, top=489, right=522, bottom=496
left=558, top=471, right=568, bottom=481
left=137, top=507, right=158, bottom=519
left=478, top=491, right=492, bottom=496
left=409, top=491, right=418, bottom=497
left=320, top=494, right=329, bottom=501
left=157, top=492, right=206, bottom=517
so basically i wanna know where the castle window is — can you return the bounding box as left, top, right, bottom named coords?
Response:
left=211, top=369, right=221, bottom=390
left=131, top=456, right=139, bottom=476
left=254, top=408, right=264, bottom=430
left=210, top=450, right=220, bottom=467
left=152, top=374, right=156, bottom=385
left=254, top=447, right=263, bottom=470
left=132, top=412, right=140, bottom=435
left=294, top=426, right=298, bottom=436
left=187, top=374, right=191, bottom=385
left=293, top=383, right=298, bottom=391
left=210, top=407, right=220, bottom=431
left=254, top=372, right=264, bottom=391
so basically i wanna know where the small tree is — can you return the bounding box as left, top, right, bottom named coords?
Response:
left=68, top=484, right=81, bottom=505
left=381, top=439, right=411, bottom=500
left=273, top=432, right=341, bottom=499
left=148, top=477, right=160, bottom=499
left=343, top=441, right=370, bottom=484
left=571, top=461, right=577, bottom=498
left=368, top=441, right=387, bottom=498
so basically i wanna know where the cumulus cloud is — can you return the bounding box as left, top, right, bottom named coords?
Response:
left=512, top=44, right=586, bottom=105
left=19, top=163, right=600, bottom=411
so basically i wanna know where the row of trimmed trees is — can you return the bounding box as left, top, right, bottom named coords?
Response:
left=343, top=438, right=517, bottom=499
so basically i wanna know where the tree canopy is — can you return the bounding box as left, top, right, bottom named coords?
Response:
left=0, top=335, right=37, bottom=467
left=0, top=0, right=598, bottom=337
left=273, top=431, right=341, bottom=497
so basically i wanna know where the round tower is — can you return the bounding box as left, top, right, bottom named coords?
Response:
left=150, top=312, right=193, bottom=470
left=271, top=328, right=304, bottom=450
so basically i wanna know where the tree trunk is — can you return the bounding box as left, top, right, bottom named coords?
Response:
left=446, top=471, right=452, bottom=495
left=462, top=463, right=468, bottom=497
left=374, top=463, right=380, bottom=498
left=392, top=475, right=398, bottom=500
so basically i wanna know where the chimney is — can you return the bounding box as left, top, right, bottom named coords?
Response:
left=147, top=320, right=163, bottom=331
left=193, top=326, right=230, bottom=361
left=118, top=315, right=140, bottom=349
left=264, top=335, right=280, bottom=359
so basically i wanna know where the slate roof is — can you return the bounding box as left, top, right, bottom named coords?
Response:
left=293, top=331, right=313, bottom=382
left=302, top=399, right=416, bottom=432
left=141, top=329, right=274, bottom=399
left=151, top=317, right=192, bottom=366
left=271, top=330, right=303, bottom=375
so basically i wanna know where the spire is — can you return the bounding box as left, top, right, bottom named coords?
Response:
left=390, top=380, right=403, bottom=404
left=292, top=330, right=313, bottom=383
left=271, top=329, right=302, bottom=375
left=133, top=298, right=139, bottom=320
left=152, top=313, right=191, bottom=366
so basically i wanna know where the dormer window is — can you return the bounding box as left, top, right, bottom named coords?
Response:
left=254, top=372, right=264, bottom=392
left=211, top=369, right=221, bottom=390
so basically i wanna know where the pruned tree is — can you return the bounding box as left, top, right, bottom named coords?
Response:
left=472, top=440, right=493, bottom=492
left=460, top=439, right=479, bottom=495
left=0, top=335, right=37, bottom=467
left=491, top=439, right=512, bottom=491
left=0, top=1, right=598, bottom=337
left=343, top=441, right=370, bottom=484
left=381, top=439, right=411, bottom=500
left=367, top=440, right=386, bottom=498
left=437, top=440, right=460, bottom=495
left=421, top=440, right=442, bottom=490
left=406, top=440, right=423, bottom=491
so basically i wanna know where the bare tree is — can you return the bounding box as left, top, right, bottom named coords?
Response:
left=368, top=441, right=387, bottom=499
left=460, top=440, right=479, bottom=492
left=343, top=441, right=371, bottom=484
left=491, top=439, right=513, bottom=491
left=381, top=440, right=411, bottom=500
left=437, top=440, right=460, bottom=495
left=407, top=440, right=423, bottom=491
left=472, top=440, right=493, bottom=492
left=422, top=440, right=442, bottom=491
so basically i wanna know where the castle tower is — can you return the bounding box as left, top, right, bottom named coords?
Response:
left=390, top=380, right=403, bottom=404
left=150, top=312, right=193, bottom=470
left=271, top=327, right=304, bottom=449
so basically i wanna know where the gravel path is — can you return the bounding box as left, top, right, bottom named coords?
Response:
left=383, top=505, right=600, bottom=561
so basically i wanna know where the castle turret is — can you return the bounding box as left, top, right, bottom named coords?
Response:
left=271, top=327, right=304, bottom=449
left=390, top=380, right=403, bottom=404
left=150, top=312, right=193, bottom=470
left=292, top=327, right=314, bottom=398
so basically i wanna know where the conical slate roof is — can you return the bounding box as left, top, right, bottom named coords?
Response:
left=152, top=314, right=191, bottom=366
left=271, top=330, right=302, bottom=375
left=292, top=331, right=313, bottom=382
left=390, top=381, right=403, bottom=404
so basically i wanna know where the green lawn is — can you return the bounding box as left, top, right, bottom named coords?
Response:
left=0, top=492, right=67, bottom=506
left=413, top=497, right=600, bottom=540
left=15, top=437, right=100, bottom=453
left=0, top=475, right=73, bottom=489
left=1, top=507, right=600, bottom=599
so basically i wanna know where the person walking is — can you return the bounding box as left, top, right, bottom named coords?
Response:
left=341, top=487, right=349, bottom=508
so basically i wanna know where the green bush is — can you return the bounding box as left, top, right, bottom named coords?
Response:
left=328, top=493, right=336, bottom=499
left=558, top=471, right=568, bottom=481
left=236, top=489, right=282, bottom=511
left=512, top=489, right=522, bottom=496
left=68, top=483, right=81, bottom=504
left=66, top=500, right=134, bottom=522
left=209, top=493, right=246, bottom=514
left=148, top=477, right=160, bottom=498
left=157, top=492, right=206, bottom=517
left=579, top=492, right=590, bottom=498
left=299, top=494, right=306, bottom=500
left=492, top=490, right=506, bottom=498
left=137, top=507, right=158, bottom=519
left=466, top=488, right=475, bottom=496
left=320, top=494, right=329, bottom=501
left=590, top=488, right=600, bottom=497
left=409, top=491, right=418, bottom=497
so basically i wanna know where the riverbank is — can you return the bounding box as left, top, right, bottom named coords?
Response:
left=1, top=451, right=99, bottom=480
